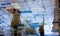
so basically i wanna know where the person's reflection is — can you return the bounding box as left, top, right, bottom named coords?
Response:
left=39, top=25, right=44, bottom=36
left=6, top=6, right=21, bottom=36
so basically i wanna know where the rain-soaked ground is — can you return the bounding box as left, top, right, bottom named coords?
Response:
left=0, top=0, right=57, bottom=36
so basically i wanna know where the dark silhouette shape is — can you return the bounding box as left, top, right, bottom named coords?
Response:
left=39, top=25, right=44, bottom=36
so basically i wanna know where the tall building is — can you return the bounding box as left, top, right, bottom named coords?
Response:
left=53, top=0, right=60, bottom=33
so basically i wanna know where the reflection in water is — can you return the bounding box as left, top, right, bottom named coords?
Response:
left=0, top=0, right=59, bottom=36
